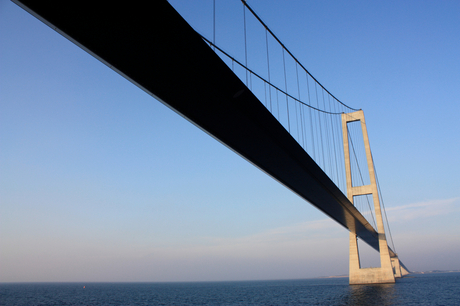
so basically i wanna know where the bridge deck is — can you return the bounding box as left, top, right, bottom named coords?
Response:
left=15, top=0, right=396, bottom=257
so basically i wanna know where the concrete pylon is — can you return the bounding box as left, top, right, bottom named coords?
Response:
left=341, top=110, right=395, bottom=285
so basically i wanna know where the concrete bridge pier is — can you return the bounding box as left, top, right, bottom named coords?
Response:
left=391, top=255, right=410, bottom=278
left=349, top=231, right=395, bottom=284
left=342, top=110, right=398, bottom=285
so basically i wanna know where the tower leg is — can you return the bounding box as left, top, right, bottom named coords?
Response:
left=391, top=255, right=410, bottom=277
left=349, top=232, right=361, bottom=284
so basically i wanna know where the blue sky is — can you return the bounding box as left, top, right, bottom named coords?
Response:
left=1, top=0, right=459, bottom=282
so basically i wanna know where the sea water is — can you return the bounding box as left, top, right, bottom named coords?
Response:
left=1, top=272, right=459, bottom=305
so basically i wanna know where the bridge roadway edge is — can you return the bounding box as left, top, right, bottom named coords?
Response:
left=14, top=0, right=401, bottom=258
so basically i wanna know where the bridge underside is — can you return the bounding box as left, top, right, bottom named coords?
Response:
left=16, top=1, right=398, bottom=258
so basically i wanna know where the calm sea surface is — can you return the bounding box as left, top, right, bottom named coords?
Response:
left=1, top=272, right=459, bottom=305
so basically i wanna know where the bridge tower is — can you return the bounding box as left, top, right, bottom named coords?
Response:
left=342, top=110, right=397, bottom=284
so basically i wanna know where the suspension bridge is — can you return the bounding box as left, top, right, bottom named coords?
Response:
left=14, top=0, right=409, bottom=284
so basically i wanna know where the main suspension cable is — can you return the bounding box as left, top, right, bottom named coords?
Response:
left=241, top=0, right=359, bottom=112
left=201, top=36, right=345, bottom=115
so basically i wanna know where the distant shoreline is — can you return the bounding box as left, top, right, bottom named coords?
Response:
left=318, top=275, right=348, bottom=279
left=410, top=270, right=460, bottom=274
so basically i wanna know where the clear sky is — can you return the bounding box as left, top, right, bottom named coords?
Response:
left=1, top=0, right=459, bottom=282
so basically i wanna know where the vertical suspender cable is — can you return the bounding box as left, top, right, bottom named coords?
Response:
left=296, top=64, right=305, bottom=149
left=265, top=30, right=272, bottom=112
left=213, top=0, right=216, bottom=51
left=329, top=97, right=340, bottom=186
left=322, top=89, right=332, bottom=175
left=243, top=3, right=248, bottom=85
left=307, top=74, right=315, bottom=160
left=374, top=161, right=397, bottom=253
left=315, top=83, right=325, bottom=170
left=282, top=49, right=290, bottom=133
